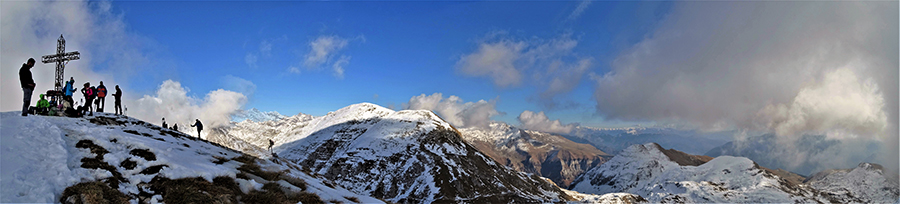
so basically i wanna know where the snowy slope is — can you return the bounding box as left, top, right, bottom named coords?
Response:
left=216, top=103, right=573, bottom=203
left=458, top=122, right=609, bottom=188
left=0, top=112, right=381, bottom=203
left=805, top=163, right=900, bottom=203
left=572, top=143, right=807, bottom=202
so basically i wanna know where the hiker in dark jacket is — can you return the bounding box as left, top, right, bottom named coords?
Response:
left=113, top=85, right=123, bottom=115
left=162, top=118, right=168, bottom=129
left=19, top=58, right=36, bottom=116
left=96, top=81, right=107, bottom=112
left=81, top=82, right=94, bottom=116
left=191, top=119, right=203, bottom=139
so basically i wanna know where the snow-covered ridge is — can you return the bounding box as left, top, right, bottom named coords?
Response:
left=0, top=112, right=381, bottom=203
left=570, top=143, right=899, bottom=203
left=804, top=163, right=900, bottom=203
left=231, top=108, right=286, bottom=123
left=215, top=103, right=572, bottom=203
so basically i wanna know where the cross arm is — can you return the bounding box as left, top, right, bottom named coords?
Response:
left=41, top=51, right=80, bottom=63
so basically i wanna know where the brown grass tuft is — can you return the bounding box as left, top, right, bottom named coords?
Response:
left=59, top=181, right=130, bottom=204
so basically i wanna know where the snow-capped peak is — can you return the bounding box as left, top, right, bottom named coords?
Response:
left=214, top=103, right=571, bottom=203
left=231, top=108, right=286, bottom=123
left=570, top=142, right=899, bottom=203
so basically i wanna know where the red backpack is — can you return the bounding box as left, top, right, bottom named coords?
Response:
left=97, top=87, right=107, bottom=98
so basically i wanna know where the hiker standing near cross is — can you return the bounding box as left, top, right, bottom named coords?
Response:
left=41, top=35, right=80, bottom=103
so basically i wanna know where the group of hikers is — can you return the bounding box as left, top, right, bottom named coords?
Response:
left=19, top=58, right=204, bottom=133
left=19, top=58, right=122, bottom=117
left=19, top=58, right=208, bottom=139
left=162, top=117, right=204, bottom=138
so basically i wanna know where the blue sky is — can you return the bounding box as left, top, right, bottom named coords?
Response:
left=103, top=1, right=670, bottom=127
left=2, top=1, right=896, bottom=138
left=2, top=1, right=896, bottom=172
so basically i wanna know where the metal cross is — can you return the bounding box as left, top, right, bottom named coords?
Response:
left=41, top=34, right=81, bottom=94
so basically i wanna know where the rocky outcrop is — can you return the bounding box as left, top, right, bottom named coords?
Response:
left=459, top=122, right=610, bottom=188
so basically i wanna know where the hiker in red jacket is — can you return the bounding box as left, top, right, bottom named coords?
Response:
left=96, top=81, right=108, bottom=112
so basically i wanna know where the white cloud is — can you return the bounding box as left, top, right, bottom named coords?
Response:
left=244, top=53, right=258, bottom=68
left=302, top=35, right=357, bottom=78
left=567, top=0, right=592, bottom=21
left=403, top=93, right=500, bottom=129
left=259, top=40, right=272, bottom=57
left=304, top=35, right=348, bottom=67
left=287, top=66, right=301, bottom=74
left=457, top=33, right=592, bottom=109
left=757, top=67, right=887, bottom=140
left=518, top=110, right=575, bottom=134
left=1, top=1, right=156, bottom=112
left=594, top=2, right=897, bottom=172
left=129, top=80, right=248, bottom=132
left=332, top=55, right=350, bottom=79
left=457, top=39, right=526, bottom=87
left=220, top=75, right=257, bottom=97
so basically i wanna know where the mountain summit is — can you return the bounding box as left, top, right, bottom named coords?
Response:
left=216, top=103, right=573, bottom=203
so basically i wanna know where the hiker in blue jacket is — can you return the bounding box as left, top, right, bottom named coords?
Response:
left=63, top=77, right=77, bottom=104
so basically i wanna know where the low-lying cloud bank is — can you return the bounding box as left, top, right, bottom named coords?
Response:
left=518, top=110, right=576, bottom=134
left=594, top=1, right=898, bottom=173
left=129, top=80, right=248, bottom=132
left=403, top=93, right=500, bottom=129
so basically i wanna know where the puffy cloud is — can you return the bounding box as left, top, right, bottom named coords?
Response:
left=404, top=93, right=500, bottom=129
left=456, top=39, right=526, bottom=87
left=517, top=110, right=575, bottom=134
left=129, top=80, right=248, bottom=136
left=757, top=67, right=887, bottom=140
left=594, top=2, right=897, bottom=171
left=299, top=35, right=363, bottom=78
left=457, top=33, right=593, bottom=108
left=1, top=1, right=156, bottom=112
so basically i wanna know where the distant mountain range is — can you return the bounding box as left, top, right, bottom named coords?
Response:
left=568, top=126, right=732, bottom=156
left=5, top=103, right=893, bottom=203
left=570, top=143, right=899, bottom=203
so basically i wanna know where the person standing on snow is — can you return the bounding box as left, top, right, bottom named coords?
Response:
left=162, top=118, right=168, bottom=129
left=113, top=85, right=123, bottom=115
left=96, top=81, right=107, bottom=112
left=63, top=77, right=77, bottom=104
left=191, top=119, right=203, bottom=139
left=81, top=82, right=94, bottom=116
left=19, top=58, right=36, bottom=116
